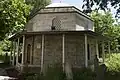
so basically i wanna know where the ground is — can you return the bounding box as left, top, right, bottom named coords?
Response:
left=0, top=60, right=22, bottom=80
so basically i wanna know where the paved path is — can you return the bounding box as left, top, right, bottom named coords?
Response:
left=0, top=61, right=17, bottom=80
left=0, top=68, right=7, bottom=76
left=0, top=68, right=17, bottom=80
left=0, top=76, right=16, bottom=80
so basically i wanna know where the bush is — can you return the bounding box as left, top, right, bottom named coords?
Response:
left=105, top=53, right=120, bottom=80
left=25, top=73, right=44, bottom=80
left=105, top=53, right=120, bottom=72
left=25, top=68, right=96, bottom=80
left=25, top=63, right=97, bottom=80
left=25, top=63, right=66, bottom=80
left=44, top=64, right=66, bottom=80
left=72, top=68, right=96, bottom=80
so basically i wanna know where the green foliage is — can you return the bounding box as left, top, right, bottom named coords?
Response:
left=104, top=53, right=120, bottom=80
left=25, top=67, right=96, bottom=80
left=105, top=72, right=120, bottom=80
left=83, top=0, right=120, bottom=17
left=90, top=11, right=114, bottom=34
left=0, top=39, right=12, bottom=56
left=44, top=65, right=66, bottom=80
left=0, top=0, right=51, bottom=40
left=26, top=0, right=51, bottom=17
left=0, top=53, right=10, bottom=64
left=0, top=61, right=11, bottom=68
left=25, top=73, right=44, bottom=80
left=25, top=64, right=66, bottom=80
left=73, top=68, right=96, bottom=80
left=90, top=11, right=120, bottom=51
left=0, top=0, right=31, bottom=39
left=0, top=39, right=11, bottom=51
left=0, top=0, right=50, bottom=53
left=105, top=53, right=120, bottom=72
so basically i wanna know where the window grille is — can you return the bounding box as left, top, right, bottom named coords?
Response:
left=51, top=17, right=61, bottom=30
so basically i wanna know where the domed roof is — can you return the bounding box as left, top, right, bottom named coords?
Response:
left=46, top=3, right=72, bottom=7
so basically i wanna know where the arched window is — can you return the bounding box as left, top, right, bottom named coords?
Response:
left=27, top=44, right=31, bottom=64
left=51, top=17, right=61, bottom=30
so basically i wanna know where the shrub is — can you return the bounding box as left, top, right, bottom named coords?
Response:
left=25, top=73, right=44, bottom=80
left=25, top=63, right=97, bottom=80
left=44, top=65, right=66, bottom=80
left=105, top=53, right=120, bottom=72
left=25, top=63, right=66, bottom=80
left=72, top=68, right=96, bottom=80
left=105, top=53, right=120, bottom=80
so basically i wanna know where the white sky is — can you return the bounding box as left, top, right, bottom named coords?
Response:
left=51, top=0, right=116, bottom=18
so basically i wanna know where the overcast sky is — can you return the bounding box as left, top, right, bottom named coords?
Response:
left=51, top=0, right=116, bottom=18
left=52, top=0, right=83, bottom=9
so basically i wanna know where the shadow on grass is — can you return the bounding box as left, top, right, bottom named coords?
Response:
left=105, top=71, right=120, bottom=80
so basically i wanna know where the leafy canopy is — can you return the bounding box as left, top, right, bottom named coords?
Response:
left=0, top=0, right=50, bottom=40
left=0, top=0, right=31, bottom=40
left=26, top=0, right=50, bottom=17
left=90, top=11, right=120, bottom=51
left=83, top=0, right=120, bottom=17
left=0, top=0, right=50, bottom=52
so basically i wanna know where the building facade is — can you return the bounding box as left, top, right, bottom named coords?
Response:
left=9, top=3, right=109, bottom=73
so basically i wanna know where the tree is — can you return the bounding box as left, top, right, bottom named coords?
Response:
left=0, top=0, right=51, bottom=53
left=90, top=11, right=114, bottom=34
left=83, top=0, right=120, bottom=17
left=26, top=0, right=50, bottom=18
left=0, top=0, right=31, bottom=40
left=90, top=11, right=120, bottom=51
left=0, top=0, right=51, bottom=40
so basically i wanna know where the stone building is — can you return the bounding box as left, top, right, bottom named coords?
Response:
left=9, top=3, right=110, bottom=73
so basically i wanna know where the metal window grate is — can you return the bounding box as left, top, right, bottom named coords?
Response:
left=52, top=17, right=61, bottom=30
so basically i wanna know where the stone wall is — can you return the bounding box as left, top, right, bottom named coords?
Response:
left=75, top=13, right=94, bottom=31
left=88, top=38, right=96, bottom=62
left=87, top=36, right=96, bottom=69
left=44, top=34, right=62, bottom=67
left=24, top=35, right=42, bottom=65
left=25, top=37, right=33, bottom=64
left=65, top=34, right=85, bottom=68
left=22, top=35, right=42, bottom=73
left=26, top=13, right=76, bottom=32
left=26, top=12, right=94, bottom=32
left=25, top=9, right=94, bottom=32
left=23, top=34, right=97, bottom=73
left=33, top=35, right=42, bottom=65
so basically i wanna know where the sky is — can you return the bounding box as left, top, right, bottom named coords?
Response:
left=51, top=0, right=116, bottom=17
left=52, top=0, right=83, bottom=9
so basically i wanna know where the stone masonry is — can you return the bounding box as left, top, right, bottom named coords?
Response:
left=13, top=5, right=98, bottom=73
left=20, top=33, right=96, bottom=73
left=25, top=7, right=93, bottom=32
